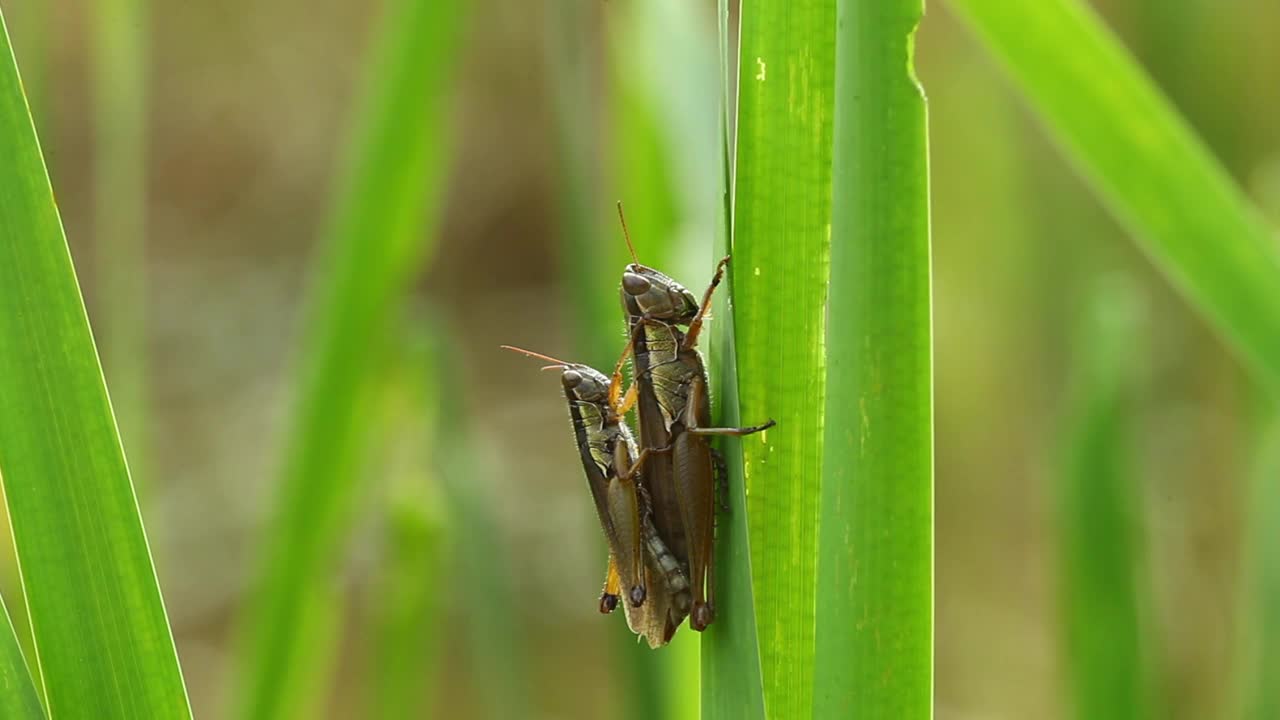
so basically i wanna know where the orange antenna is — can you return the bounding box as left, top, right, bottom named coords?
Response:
left=500, top=345, right=572, bottom=368
left=616, top=201, right=640, bottom=266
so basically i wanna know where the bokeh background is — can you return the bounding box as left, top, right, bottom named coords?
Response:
left=3, top=0, right=1279, bottom=717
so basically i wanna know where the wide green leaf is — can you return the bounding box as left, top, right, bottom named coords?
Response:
left=947, top=0, right=1280, bottom=396
left=234, top=1, right=465, bottom=717
left=730, top=1, right=835, bottom=717
left=0, top=9, right=191, bottom=718
left=813, top=0, right=933, bottom=716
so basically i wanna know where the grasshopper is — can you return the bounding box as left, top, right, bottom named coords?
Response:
left=616, top=204, right=775, bottom=631
left=500, top=343, right=692, bottom=647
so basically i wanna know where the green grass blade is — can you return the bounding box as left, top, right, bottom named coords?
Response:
left=91, top=0, right=149, bottom=488
left=0, top=594, right=45, bottom=719
left=234, top=1, right=465, bottom=717
left=1238, top=420, right=1280, bottom=720
left=730, top=2, right=835, bottom=717
left=946, top=0, right=1280, bottom=397
left=1058, top=282, right=1153, bottom=720
left=813, top=0, right=933, bottom=716
left=703, top=1, right=767, bottom=717
left=704, top=291, right=767, bottom=720
left=0, top=10, right=191, bottom=718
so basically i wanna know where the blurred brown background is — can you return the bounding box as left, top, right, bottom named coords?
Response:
left=3, top=0, right=1278, bottom=717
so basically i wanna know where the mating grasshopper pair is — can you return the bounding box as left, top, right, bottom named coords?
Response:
left=504, top=206, right=773, bottom=647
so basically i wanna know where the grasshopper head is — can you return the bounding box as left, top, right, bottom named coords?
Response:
left=622, top=264, right=700, bottom=324
left=499, top=346, right=614, bottom=407
left=559, top=365, right=612, bottom=404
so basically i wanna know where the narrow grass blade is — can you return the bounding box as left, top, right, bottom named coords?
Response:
left=730, top=2, right=835, bottom=717
left=704, top=296, right=767, bottom=720
left=0, top=10, right=191, bottom=718
left=1058, top=281, right=1153, bottom=720
left=365, top=330, right=446, bottom=720
left=1238, top=420, right=1280, bottom=720
left=235, top=2, right=465, bottom=717
left=368, top=494, right=444, bottom=720
left=813, top=0, right=933, bottom=716
left=946, top=0, right=1280, bottom=397
left=0, top=594, right=45, bottom=719
left=92, top=0, right=149, bottom=488
left=703, top=1, right=766, bottom=718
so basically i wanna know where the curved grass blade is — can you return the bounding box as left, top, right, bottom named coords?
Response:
left=234, top=1, right=465, bottom=717
left=730, top=1, right=835, bottom=717
left=0, top=593, right=44, bottom=719
left=1057, top=281, right=1154, bottom=720
left=813, top=0, right=933, bottom=716
left=703, top=0, right=766, bottom=717
left=0, top=9, right=191, bottom=718
left=946, top=0, right=1280, bottom=397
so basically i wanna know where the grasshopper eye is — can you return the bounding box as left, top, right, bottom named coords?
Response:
left=562, top=370, right=583, bottom=388
left=622, top=272, right=651, bottom=296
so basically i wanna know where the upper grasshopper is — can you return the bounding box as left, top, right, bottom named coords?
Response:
left=615, top=203, right=775, bottom=631
left=500, top=343, right=691, bottom=647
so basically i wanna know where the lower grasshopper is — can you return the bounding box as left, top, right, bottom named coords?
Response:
left=501, top=343, right=692, bottom=647
left=616, top=205, right=775, bottom=631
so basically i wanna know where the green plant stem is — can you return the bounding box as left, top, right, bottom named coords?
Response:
left=0, top=9, right=190, bottom=717
left=946, top=0, right=1280, bottom=398
left=813, top=0, right=933, bottom=717
left=235, top=2, right=464, bottom=718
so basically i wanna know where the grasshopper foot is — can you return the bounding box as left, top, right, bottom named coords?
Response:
left=691, top=601, right=715, bottom=631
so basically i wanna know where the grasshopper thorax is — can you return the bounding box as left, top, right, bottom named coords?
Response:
left=622, top=264, right=700, bottom=324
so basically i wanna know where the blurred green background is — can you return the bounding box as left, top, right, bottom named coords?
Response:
left=2, top=0, right=1278, bottom=717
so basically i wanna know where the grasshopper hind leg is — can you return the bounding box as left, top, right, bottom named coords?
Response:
left=712, top=447, right=729, bottom=514
left=600, top=556, right=622, bottom=614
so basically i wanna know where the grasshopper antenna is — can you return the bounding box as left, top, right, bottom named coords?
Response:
left=500, top=345, right=572, bottom=369
left=616, top=201, right=640, bottom=267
